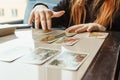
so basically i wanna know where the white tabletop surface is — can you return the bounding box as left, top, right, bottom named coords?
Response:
left=0, top=29, right=108, bottom=80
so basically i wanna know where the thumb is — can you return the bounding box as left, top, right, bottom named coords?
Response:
left=52, top=10, right=65, bottom=18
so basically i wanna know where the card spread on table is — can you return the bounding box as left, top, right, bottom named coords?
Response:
left=0, top=39, right=32, bottom=62
left=40, top=32, right=65, bottom=43
left=48, top=47, right=89, bottom=70
left=0, top=47, right=30, bottom=62
left=19, top=48, right=60, bottom=64
left=65, top=31, right=76, bottom=37
left=88, top=32, right=108, bottom=38
left=39, top=29, right=54, bottom=35
left=53, top=36, right=80, bottom=46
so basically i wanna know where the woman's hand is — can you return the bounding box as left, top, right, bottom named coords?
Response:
left=66, top=23, right=106, bottom=33
left=28, top=5, right=65, bottom=30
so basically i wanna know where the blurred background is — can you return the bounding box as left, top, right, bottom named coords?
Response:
left=0, top=0, right=60, bottom=24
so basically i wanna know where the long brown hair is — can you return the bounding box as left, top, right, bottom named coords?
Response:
left=70, top=0, right=120, bottom=28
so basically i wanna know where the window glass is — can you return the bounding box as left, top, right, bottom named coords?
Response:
left=0, top=0, right=60, bottom=24
left=0, top=0, right=27, bottom=23
left=0, top=8, right=4, bottom=16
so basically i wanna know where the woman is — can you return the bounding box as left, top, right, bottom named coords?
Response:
left=28, top=0, right=120, bottom=33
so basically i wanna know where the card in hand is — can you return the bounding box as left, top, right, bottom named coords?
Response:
left=88, top=32, right=108, bottom=38
left=48, top=51, right=88, bottom=70
left=19, top=48, right=59, bottom=64
left=53, top=36, right=79, bottom=46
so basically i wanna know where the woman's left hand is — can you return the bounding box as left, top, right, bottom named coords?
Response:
left=66, top=23, right=106, bottom=33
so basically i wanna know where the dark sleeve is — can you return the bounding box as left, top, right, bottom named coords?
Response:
left=52, top=0, right=71, bottom=29
left=33, top=3, right=48, bottom=8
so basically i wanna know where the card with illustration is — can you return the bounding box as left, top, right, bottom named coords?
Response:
left=40, top=32, right=65, bottom=43
left=53, top=36, right=79, bottom=46
left=19, top=48, right=60, bottom=64
left=65, top=31, right=76, bottom=37
left=88, top=32, right=108, bottom=38
left=40, top=29, right=54, bottom=35
left=48, top=47, right=89, bottom=70
left=40, top=35, right=57, bottom=43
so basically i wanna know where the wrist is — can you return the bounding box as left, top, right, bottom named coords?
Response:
left=97, top=24, right=106, bottom=31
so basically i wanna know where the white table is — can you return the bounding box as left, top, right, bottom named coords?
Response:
left=0, top=29, right=107, bottom=80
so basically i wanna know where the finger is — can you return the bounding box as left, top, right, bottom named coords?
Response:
left=45, top=10, right=53, bottom=30
left=40, top=11, right=47, bottom=30
left=87, top=25, right=97, bottom=32
left=28, top=10, right=35, bottom=24
left=52, top=10, right=65, bottom=18
left=66, top=26, right=78, bottom=33
left=75, top=25, right=88, bottom=33
left=35, top=12, right=40, bottom=29
left=66, top=24, right=83, bottom=33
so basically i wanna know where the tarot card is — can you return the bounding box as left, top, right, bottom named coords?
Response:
left=0, top=46, right=30, bottom=62
left=53, top=36, right=79, bottom=46
left=19, top=48, right=60, bottom=64
left=40, top=32, right=65, bottom=43
left=88, top=32, right=108, bottom=38
left=39, top=29, right=54, bottom=35
left=65, top=31, right=76, bottom=37
left=48, top=51, right=89, bottom=70
left=40, top=35, right=56, bottom=43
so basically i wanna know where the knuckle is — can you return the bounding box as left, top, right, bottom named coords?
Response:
left=39, top=10, right=44, bottom=13
left=41, top=17, right=45, bottom=21
left=35, top=15, right=39, bottom=20
left=46, top=10, right=52, bottom=16
left=41, top=20, right=46, bottom=24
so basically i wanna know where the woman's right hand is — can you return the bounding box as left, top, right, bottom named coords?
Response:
left=28, top=5, right=65, bottom=30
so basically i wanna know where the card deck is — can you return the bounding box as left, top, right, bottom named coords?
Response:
left=0, top=26, right=16, bottom=37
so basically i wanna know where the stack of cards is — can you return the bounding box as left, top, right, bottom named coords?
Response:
left=19, top=48, right=60, bottom=64
left=48, top=51, right=89, bottom=70
left=0, top=25, right=16, bottom=37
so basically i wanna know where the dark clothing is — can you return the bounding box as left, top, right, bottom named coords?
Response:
left=39, top=0, right=120, bottom=31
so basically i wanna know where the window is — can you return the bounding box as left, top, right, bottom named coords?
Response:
left=0, top=0, right=27, bottom=23
left=0, top=8, right=4, bottom=16
left=11, top=9, right=17, bottom=17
